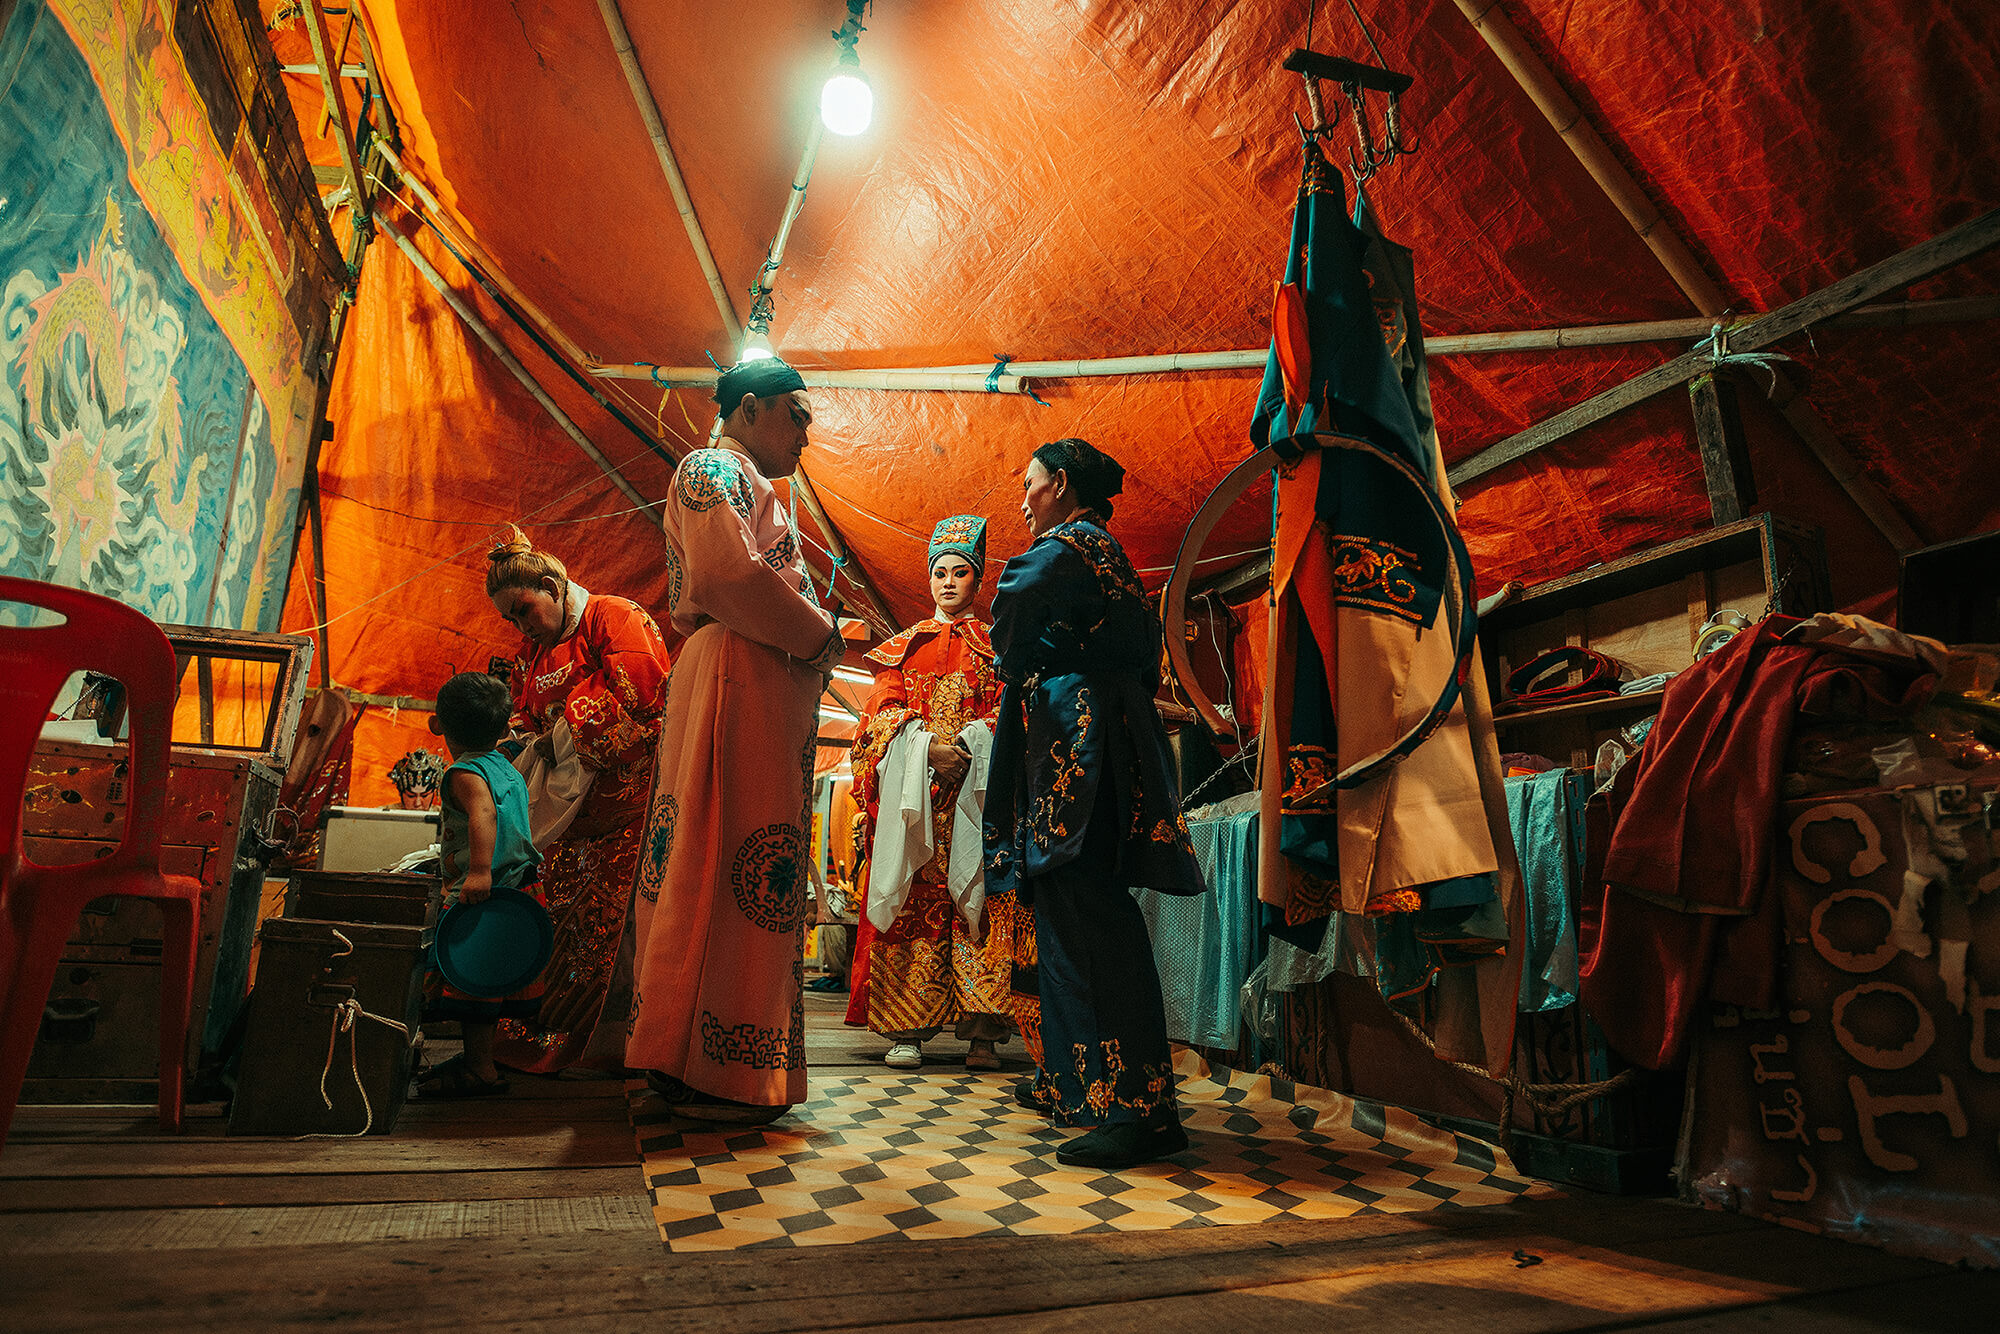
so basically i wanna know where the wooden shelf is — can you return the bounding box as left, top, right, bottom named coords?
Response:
left=1493, top=688, right=1666, bottom=730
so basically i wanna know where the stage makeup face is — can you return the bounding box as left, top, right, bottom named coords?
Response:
left=931, top=554, right=977, bottom=617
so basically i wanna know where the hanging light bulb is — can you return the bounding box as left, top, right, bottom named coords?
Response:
left=740, top=330, right=775, bottom=362
left=820, top=52, right=872, bottom=136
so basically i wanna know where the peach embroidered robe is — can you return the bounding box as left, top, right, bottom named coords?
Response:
left=626, top=442, right=835, bottom=1105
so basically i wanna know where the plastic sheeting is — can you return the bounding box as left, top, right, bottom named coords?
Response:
left=261, top=1, right=1996, bottom=774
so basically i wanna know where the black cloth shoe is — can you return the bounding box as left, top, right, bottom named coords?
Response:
left=1054, top=1118, right=1189, bottom=1169
left=1014, top=1076, right=1045, bottom=1114
left=645, top=1071, right=791, bottom=1125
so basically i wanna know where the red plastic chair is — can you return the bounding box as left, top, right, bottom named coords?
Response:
left=0, top=577, right=203, bottom=1149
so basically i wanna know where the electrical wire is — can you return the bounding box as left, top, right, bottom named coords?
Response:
left=291, top=441, right=672, bottom=636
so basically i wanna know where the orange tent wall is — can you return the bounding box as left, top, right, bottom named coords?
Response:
left=266, top=1, right=1996, bottom=805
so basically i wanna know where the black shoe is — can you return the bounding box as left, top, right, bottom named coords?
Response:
left=1014, top=1076, right=1045, bottom=1114
left=645, top=1071, right=791, bottom=1125
left=1055, top=1118, right=1189, bottom=1169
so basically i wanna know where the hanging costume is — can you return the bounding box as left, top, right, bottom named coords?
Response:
left=627, top=432, right=837, bottom=1109
left=985, top=516, right=1205, bottom=1127
left=847, top=517, right=1041, bottom=1052
left=1250, top=134, right=1521, bottom=1074
left=493, top=583, right=673, bottom=1074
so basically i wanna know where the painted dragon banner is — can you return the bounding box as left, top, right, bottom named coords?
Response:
left=0, top=0, right=320, bottom=630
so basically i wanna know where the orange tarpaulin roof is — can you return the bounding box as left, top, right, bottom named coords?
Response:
left=265, top=2, right=1998, bottom=799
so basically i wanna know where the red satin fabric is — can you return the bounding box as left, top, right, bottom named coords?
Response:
left=1580, top=619, right=1939, bottom=1069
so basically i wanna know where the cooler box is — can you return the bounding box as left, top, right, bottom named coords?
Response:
left=319, top=806, right=440, bottom=873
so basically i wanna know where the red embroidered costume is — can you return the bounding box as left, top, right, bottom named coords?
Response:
left=493, top=589, right=673, bottom=1073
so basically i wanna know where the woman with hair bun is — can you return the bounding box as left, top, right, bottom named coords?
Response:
left=984, top=438, right=1206, bottom=1169
left=484, top=524, right=675, bottom=1075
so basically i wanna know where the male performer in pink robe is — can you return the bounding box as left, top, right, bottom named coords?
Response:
left=627, top=357, right=845, bottom=1122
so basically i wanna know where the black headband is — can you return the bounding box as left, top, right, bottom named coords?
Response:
left=714, top=356, right=808, bottom=408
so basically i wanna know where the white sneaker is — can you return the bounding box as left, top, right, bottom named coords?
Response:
left=884, top=1042, right=923, bottom=1069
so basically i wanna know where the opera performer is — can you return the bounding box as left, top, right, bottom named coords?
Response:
left=483, top=527, right=674, bottom=1074
left=985, top=437, right=1207, bottom=1170
left=626, top=357, right=846, bottom=1123
left=846, top=516, right=1041, bottom=1071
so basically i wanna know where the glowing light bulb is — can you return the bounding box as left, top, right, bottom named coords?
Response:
left=820, top=70, right=872, bottom=136
left=740, top=332, right=775, bottom=361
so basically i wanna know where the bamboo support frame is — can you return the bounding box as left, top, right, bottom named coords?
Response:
left=586, top=296, right=1994, bottom=391
left=595, top=365, right=1027, bottom=394
left=301, top=1, right=365, bottom=217
left=375, top=141, right=600, bottom=370
left=1449, top=209, right=2000, bottom=486
left=1451, top=0, right=1728, bottom=316
left=375, top=208, right=653, bottom=513
left=1450, top=0, right=1935, bottom=552
left=789, top=470, right=898, bottom=637
left=596, top=0, right=743, bottom=346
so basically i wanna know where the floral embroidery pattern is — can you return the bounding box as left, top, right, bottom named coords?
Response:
left=1326, top=533, right=1424, bottom=624
left=1027, top=1038, right=1176, bottom=1127
left=676, top=450, right=755, bottom=518
left=1030, top=683, right=1092, bottom=852
left=1282, top=745, right=1337, bottom=815
left=730, top=822, right=805, bottom=933
left=1047, top=521, right=1148, bottom=607
left=648, top=796, right=679, bottom=873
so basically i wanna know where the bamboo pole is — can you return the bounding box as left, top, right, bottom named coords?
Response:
left=789, top=470, right=899, bottom=637
left=751, top=118, right=824, bottom=327
left=1451, top=0, right=1727, bottom=316
left=595, top=365, right=1027, bottom=394
left=596, top=0, right=743, bottom=346
left=1448, top=0, right=1936, bottom=552
left=375, top=141, right=600, bottom=370
left=374, top=208, right=653, bottom=514
left=586, top=296, right=1995, bottom=390
left=301, top=1, right=366, bottom=218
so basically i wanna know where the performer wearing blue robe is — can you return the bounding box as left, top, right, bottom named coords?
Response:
left=984, top=437, right=1206, bottom=1170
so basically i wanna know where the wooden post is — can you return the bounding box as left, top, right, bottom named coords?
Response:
left=1449, top=210, right=2000, bottom=486
left=1689, top=373, right=1755, bottom=525
left=306, top=470, right=332, bottom=688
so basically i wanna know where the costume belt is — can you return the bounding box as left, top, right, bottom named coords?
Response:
left=1502, top=646, right=1624, bottom=710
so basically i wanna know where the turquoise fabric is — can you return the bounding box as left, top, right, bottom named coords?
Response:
left=1506, top=769, right=1586, bottom=1013
left=440, top=750, right=540, bottom=903
left=1136, top=803, right=1260, bottom=1050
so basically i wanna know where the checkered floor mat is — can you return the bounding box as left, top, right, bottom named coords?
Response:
left=630, top=1050, right=1550, bottom=1250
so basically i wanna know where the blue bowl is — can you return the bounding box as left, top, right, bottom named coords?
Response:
left=434, top=888, right=554, bottom=996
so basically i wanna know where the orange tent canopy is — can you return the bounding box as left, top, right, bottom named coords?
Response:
left=262, top=2, right=1999, bottom=799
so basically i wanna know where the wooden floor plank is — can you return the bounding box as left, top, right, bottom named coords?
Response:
left=0, top=1194, right=654, bottom=1253
left=0, top=1119, right=638, bottom=1178
left=0, top=1197, right=1763, bottom=1334
left=0, top=1165, right=646, bottom=1212
left=1611, top=1269, right=2000, bottom=1330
